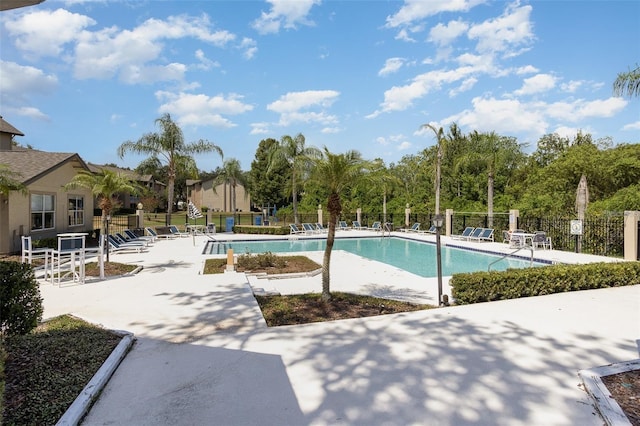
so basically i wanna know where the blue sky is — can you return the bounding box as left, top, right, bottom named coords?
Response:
left=1, top=0, right=638, bottom=173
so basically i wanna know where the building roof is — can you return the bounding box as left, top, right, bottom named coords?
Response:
left=0, top=116, right=25, bottom=136
left=0, top=148, right=89, bottom=184
left=0, top=0, right=46, bottom=11
left=88, top=163, right=166, bottom=186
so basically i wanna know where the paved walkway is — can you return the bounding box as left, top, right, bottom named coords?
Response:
left=38, top=232, right=639, bottom=425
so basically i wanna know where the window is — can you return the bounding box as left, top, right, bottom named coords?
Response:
left=31, top=193, right=55, bottom=231
left=68, top=195, right=84, bottom=226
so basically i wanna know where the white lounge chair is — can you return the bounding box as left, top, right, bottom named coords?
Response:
left=146, top=227, right=175, bottom=239
left=401, top=223, right=421, bottom=233
left=302, top=223, right=317, bottom=234
left=338, top=221, right=350, bottom=231
left=168, top=225, right=190, bottom=238
left=451, top=227, right=475, bottom=240
left=289, top=224, right=305, bottom=234
left=367, top=221, right=382, bottom=231
left=351, top=221, right=366, bottom=230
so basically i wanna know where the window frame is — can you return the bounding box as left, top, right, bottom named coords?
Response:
left=67, top=194, right=84, bottom=227
left=30, top=193, right=56, bottom=232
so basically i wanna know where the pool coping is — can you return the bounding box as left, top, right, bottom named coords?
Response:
left=203, top=234, right=555, bottom=266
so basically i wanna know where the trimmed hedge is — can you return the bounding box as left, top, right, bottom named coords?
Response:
left=0, top=262, right=44, bottom=336
left=232, top=225, right=290, bottom=235
left=451, top=261, right=640, bottom=305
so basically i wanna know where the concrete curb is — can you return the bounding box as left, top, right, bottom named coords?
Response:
left=578, top=358, right=640, bottom=426
left=56, top=331, right=136, bottom=426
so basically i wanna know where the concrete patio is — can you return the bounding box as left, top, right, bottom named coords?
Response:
left=38, top=231, right=639, bottom=425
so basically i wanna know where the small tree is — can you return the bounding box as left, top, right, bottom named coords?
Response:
left=0, top=262, right=43, bottom=337
left=306, top=147, right=373, bottom=301
left=64, top=169, right=140, bottom=261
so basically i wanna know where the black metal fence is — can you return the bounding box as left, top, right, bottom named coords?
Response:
left=93, top=210, right=628, bottom=258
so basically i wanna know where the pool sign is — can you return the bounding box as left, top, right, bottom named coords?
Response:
left=570, top=220, right=583, bottom=235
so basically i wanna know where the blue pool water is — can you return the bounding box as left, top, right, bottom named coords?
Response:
left=204, top=237, right=543, bottom=278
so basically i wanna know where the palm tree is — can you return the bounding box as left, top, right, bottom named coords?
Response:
left=117, top=113, right=223, bottom=224
left=362, top=159, right=401, bottom=224
left=307, top=147, right=372, bottom=301
left=64, top=169, right=140, bottom=261
left=214, top=158, right=248, bottom=213
left=268, top=133, right=320, bottom=224
left=614, top=65, right=640, bottom=98
left=420, top=123, right=445, bottom=215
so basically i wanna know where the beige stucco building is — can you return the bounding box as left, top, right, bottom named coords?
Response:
left=0, top=117, right=95, bottom=254
left=187, top=178, right=251, bottom=212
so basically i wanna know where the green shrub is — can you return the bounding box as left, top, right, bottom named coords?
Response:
left=237, top=252, right=286, bottom=269
left=0, top=262, right=44, bottom=336
left=232, top=225, right=289, bottom=235
left=451, top=262, right=640, bottom=305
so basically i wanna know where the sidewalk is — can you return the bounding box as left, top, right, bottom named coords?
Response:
left=39, top=233, right=640, bottom=425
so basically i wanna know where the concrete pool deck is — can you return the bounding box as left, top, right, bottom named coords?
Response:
left=38, top=231, right=639, bottom=425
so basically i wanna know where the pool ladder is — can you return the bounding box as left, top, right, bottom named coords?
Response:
left=382, top=222, right=392, bottom=237
left=488, top=245, right=534, bottom=271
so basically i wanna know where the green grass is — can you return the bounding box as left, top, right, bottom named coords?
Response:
left=1, top=315, right=123, bottom=425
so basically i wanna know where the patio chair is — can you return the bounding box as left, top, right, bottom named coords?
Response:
left=509, top=233, right=526, bottom=249
left=502, top=230, right=511, bottom=244
left=465, top=227, right=484, bottom=241
left=532, top=231, right=552, bottom=250
left=367, top=221, right=382, bottom=231
left=205, top=223, right=216, bottom=235
left=420, top=225, right=437, bottom=234
left=315, top=223, right=328, bottom=233
left=302, top=223, right=317, bottom=234
left=116, top=232, right=149, bottom=246
left=476, top=228, right=495, bottom=242
left=401, top=223, right=421, bottom=233
left=351, top=221, right=366, bottom=230
left=168, top=225, right=190, bottom=238
left=146, top=227, right=175, bottom=239
left=451, top=227, right=475, bottom=240
left=338, top=221, right=350, bottom=230
left=21, top=236, right=51, bottom=270
left=107, top=235, right=147, bottom=253
left=289, top=224, right=305, bottom=234
left=124, top=229, right=155, bottom=243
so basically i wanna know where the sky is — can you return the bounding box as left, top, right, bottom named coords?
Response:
left=1, top=0, right=639, bottom=173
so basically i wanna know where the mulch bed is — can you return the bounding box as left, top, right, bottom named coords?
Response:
left=601, top=369, right=640, bottom=425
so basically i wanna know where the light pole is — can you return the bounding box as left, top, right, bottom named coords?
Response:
left=433, top=213, right=444, bottom=306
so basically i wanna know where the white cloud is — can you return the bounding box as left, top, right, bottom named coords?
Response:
left=252, top=0, right=321, bottom=35
left=5, top=8, right=95, bottom=57
left=428, top=19, right=469, bottom=46
left=368, top=66, right=475, bottom=117
left=379, top=58, right=405, bottom=76
left=194, top=49, right=220, bottom=71
left=467, top=4, right=534, bottom=55
left=398, top=141, right=413, bottom=151
left=267, top=90, right=339, bottom=113
left=156, top=91, right=254, bottom=128
left=560, top=80, right=583, bottom=93
left=12, top=106, right=49, bottom=121
left=622, top=121, right=640, bottom=131
left=250, top=122, right=270, bottom=135
left=449, top=77, right=477, bottom=96
left=321, top=127, right=341, bottom=134
left=546, top=97, right=628, bottom=122
left=0, top=60, right=58, bottom=96
left=514, top=73, right=557, bottom=96
left=385, top=0, right=485, bottom=28
left=239, top=38, right=258, bottom=59
left=515, top=65, right=538, bottom=75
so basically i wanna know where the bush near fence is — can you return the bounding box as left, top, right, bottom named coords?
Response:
left=451, top=261, right=640, bottom=305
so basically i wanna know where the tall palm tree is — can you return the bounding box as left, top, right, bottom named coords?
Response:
left=307, top=147, right=372, bottom=301
left=613, top=65, right=640, bottom=98
left=214, top=158, right=248, bottom=213
left=117, top=113, right=223, bottom=224
left=64, top=169, right=140, bottom=261
left=268, top=133, right=320, bottom=224
left=421, top=123, right=445, bottom=215
left=362, top=159, right=401, bottom=224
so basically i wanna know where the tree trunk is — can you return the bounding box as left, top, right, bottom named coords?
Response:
left=322, top=192, right=341, bottom=301
left=167, top=178, right=174, bottom=225
left=292, top=172, right=299, bottom=225
left=487, top=171, right=494, bottom=228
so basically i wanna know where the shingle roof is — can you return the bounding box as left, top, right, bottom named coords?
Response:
left=0, top=116, right=24, bottom=136
left=0, top=149, right=89, bottom=184
left=87, top=163, right=160, bottom=184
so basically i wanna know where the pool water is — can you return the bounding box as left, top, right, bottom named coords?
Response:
left=204, top=237, right=543, bottom=278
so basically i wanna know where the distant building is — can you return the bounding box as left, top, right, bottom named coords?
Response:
left=0, top=116, right=94, bottom=254
left=87, top=163, right=166, bottom=211
left=186, top=178, right=251, bottom=212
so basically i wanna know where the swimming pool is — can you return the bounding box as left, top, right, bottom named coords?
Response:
left=204, top=237, right=545, bottom=278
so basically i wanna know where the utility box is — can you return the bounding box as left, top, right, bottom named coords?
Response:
left=225, top=217, right=235, bottom=232
left=255, top=216, right=262, bottom=226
